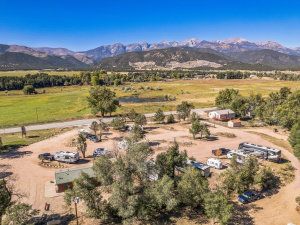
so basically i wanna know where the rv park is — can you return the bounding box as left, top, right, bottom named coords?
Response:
left=1, top=105, right=300, bottom=224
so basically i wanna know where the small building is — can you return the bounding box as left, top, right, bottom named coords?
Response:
left=228, top=119, right=242, bottom=127
left=55, top=165, right=95, bottom=193
left=209, top=109, right=236, bottom=121
left=246, top=109, right=255, bottom=117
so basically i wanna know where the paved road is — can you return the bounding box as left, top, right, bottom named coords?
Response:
left=0, top=107, right=217, bottom=134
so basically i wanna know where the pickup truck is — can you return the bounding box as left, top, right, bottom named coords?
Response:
left=238, top=191, right=261, bottom=204
left=38, top=153, right=54, bottom=161
left=212, top=148, right=230, bottom=156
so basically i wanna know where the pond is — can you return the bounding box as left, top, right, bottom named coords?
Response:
left=118, top=96, right=165, bottom=103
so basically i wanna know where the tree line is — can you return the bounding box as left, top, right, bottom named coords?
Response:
left=215, top=87, right=300, bottom=159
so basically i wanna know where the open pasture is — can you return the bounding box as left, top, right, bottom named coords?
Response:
left=0, top=79, right=299, bottom=128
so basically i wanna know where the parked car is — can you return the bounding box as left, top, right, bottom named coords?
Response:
left=38, top=153, right=54, bottom=161
left=212, top=148, right=230, bottom=156
left=93, top=148, right=108, bottom=157
left=238, top=191, right=261, bottom=204
left=206, top=158, right=223, bottom=169
left=90, top=136, right=100, bottom=142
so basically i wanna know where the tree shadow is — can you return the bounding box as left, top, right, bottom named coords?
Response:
left=27, top=135, right=40, bottom=138
left=0, top=148, right=33, bottom=160
left=229, top=202, right=263, bottom=225
left=76, top=159, right=92, bottom=165
left=149, top=142, right=161, bottom=147
left=0, top=171, right=13, bottom=179
left=34, top=213, right=75, bottom=225
left=148, top=205, right=209, bottom=224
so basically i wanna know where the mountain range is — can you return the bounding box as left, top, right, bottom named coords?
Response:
left=1, top=38, right=300, bottom=70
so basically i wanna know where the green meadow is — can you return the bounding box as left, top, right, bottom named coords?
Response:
left=0, top=79, right=299, bottom=128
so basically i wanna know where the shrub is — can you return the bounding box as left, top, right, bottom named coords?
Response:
left=23, top=85, right=37, bottom=95
left=167, top=114, right=175, bottom=123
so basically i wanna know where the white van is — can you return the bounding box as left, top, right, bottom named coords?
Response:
left=206, top=158, right=223, bottom=169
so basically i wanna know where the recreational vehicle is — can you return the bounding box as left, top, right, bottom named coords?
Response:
left=206, top=158, right=223, bottom=169
left=227, top=150, right=249, bottom=164
left=54, top=151, right=79, bottom=163
left=93, top=148, right=108, bottom=157
left=238, top=142, right=281, bottom=163
left=176, top=159, right=211, bottom=178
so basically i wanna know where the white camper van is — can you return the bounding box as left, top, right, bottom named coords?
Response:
left=54, top=151, right=79, bottom=163
left=206, top=158, right=223, bottom=169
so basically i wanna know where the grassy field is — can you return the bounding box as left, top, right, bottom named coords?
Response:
left=0, top=70, right=82, bottom=77
left=0, top=79, right=299, bottom=128
left=0, top=127, right=73, bottom=152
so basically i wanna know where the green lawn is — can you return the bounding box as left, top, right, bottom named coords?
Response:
left=0, top=79, right=299, bottom=128
left=0, top=127, right=73, bottom=152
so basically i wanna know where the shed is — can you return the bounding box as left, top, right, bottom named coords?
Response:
left=55, top=165, right=95, bottom=193
left=228, top=119, right=242, bottom=127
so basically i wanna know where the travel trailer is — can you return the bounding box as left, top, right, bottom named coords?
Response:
left=176, top=159, right=211, bottom=178
left=93, top=148, right=108, bottom=157
left=206, top=158, right=223, bottom=169
left=238, top=142, right=281, bottom=163
left=54, top=151, right=79, bottom=163
left=227, top=150, right=249, bottom=164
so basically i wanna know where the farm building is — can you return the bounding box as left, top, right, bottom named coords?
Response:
left=209, top=109, right=236, bottom=121
left=228, top=119, right=242, bottom=127
left=55, top=165, right=96, bottom=193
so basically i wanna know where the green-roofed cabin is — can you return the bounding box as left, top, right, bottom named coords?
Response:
left=55, top=165, right=96, bottom=193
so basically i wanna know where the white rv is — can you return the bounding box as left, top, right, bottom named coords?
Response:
left=78, top=129, right=91, bottom=136
left=93, top=148, right=108, bottom=157
left=227, top=150, right=249, bottom=164
left=207, top=158, right=223, bottom=169
left=54, top=151, right=79, bottom=163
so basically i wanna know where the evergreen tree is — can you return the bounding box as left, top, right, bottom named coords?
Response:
left=153, top=108, right=165, bottom=124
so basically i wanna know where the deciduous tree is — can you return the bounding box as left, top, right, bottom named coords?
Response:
left=176, top=101, right=195, bottom=121
left=77, top=133, right=87, bottom=158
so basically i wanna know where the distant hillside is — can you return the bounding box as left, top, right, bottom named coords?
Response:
left=93, top=48, right=273, bottom=70
left=226, top=49, right=300, bottom=69
left=0, top=52, right=89, bottom=70
left=33, top=47, right=94, bottom=64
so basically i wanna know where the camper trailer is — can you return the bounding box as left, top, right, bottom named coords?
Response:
left=207, top=158, right=223, bottom=169
left=78, top=129, right=91, bottom=136
left=227, top=150, right=249, bottom=164
left=238, top=142, right=281, bottom=163
left=93, top=148, right=108, bottom=157
left=54, top=151, right=79, bottom=163
left=176, top=159, right=211, bottom=178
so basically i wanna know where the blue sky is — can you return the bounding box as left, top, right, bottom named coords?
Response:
left=1, top=0, right=300, bottom=51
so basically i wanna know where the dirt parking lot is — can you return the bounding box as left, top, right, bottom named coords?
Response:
left=1, top=121, right=299, bottom=224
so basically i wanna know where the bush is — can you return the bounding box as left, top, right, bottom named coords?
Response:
left=156, top=86, right=162, bottom=91
left=167, top=114, right=175, bottom=123
left=23, top=85, right=37, bottom=95
left=138, top=86, right=144, bottom=90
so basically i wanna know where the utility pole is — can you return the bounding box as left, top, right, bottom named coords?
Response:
left=36, top=106, right=38, bottom=121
